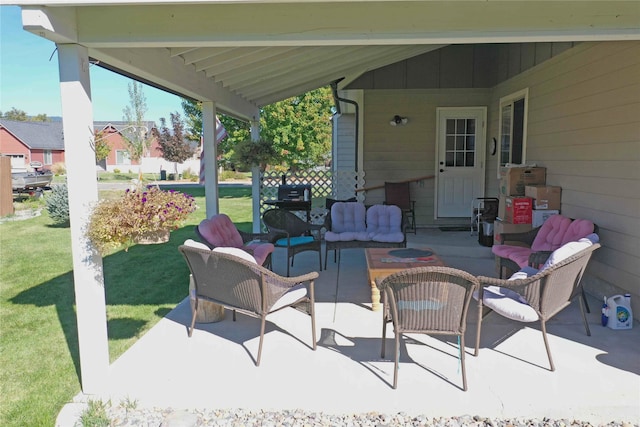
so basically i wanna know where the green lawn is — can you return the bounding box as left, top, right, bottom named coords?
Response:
left=0, top=185, right=252, bottom=426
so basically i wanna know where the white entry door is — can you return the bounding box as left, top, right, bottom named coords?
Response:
left=436, top=107, right=486, bottom=218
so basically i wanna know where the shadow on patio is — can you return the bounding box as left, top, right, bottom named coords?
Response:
left=61, top=229, right=640, bottom=424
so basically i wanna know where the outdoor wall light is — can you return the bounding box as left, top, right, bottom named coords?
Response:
left=389, top=115, right=408, bottom=126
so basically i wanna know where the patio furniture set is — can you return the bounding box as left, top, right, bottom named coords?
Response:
left=180, top=207, right=601, bottom=390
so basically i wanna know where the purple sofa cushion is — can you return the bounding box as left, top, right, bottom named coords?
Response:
left=330, top=202, right=367, bottom=233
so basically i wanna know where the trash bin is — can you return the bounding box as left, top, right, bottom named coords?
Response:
left=160, top=170, right=167, bottom=180
left=479, top=220, right=494, bottom=247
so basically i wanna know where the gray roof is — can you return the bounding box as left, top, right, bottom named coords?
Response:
left=0, top=119, right=64, bottom=150
left=94, top=121, right=156, bottom=133
left=0, top=120, right=159, bottom=151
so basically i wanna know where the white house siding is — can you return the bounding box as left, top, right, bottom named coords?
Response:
left=333, top=113, right=356, bottom=173
left=362, top=89, right=491, bottom=226
left=487, top=41, right=640, bottom=310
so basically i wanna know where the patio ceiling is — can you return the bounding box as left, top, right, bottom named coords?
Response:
left=17, top=1, right=640, bottom=119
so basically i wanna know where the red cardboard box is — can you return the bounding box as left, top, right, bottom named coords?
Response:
left=504, top=196, right=533, bottom=224
left=499, top=167, right=546, bottom=196
left=525, top=185, right=562, bottom=210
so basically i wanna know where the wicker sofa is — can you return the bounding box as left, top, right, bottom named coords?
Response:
left=492, top=214, right=597, bottom=279
left=323, top=202, right=406, bottom=269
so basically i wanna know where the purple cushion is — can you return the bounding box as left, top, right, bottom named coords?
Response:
left=530, top=214, right=572, bottom=252
left=331, top=202, right=367, bottom=233
left=366, top=205, right=402, bottom=234
left=325, top=231, right=370, bottom=242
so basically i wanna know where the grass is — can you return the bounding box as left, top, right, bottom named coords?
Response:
left=0, top=184, right=252, bottom=426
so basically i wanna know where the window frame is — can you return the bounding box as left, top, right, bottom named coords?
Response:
left=43, top=150, right=53, bottom=165
left=497, top=88, right=529, bottom=178
left=116, top=149, right=131, bottom=165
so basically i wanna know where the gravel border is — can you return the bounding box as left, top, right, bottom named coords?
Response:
left=100, top=406, right=639, bottom=427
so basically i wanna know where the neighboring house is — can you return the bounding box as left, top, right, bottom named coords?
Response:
left=94, top=121, right=201, bottom=175
left=0, top=119, right=201, bottom=175
left=93, top=121, right=159, bottom=172
left=0, top=119, right=65, bottom=170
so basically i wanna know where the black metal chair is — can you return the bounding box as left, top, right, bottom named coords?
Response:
left=262, top=208, right=323, bottom=276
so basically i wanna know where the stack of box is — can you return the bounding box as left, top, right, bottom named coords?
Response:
left=525, top=184, right=561, bottom=227
left=494, top=166, right=546, bottom=244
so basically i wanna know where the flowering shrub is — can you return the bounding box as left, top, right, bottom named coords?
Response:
left=87, top=186, right=196, bottom=253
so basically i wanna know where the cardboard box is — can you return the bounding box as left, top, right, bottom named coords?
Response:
left=493, top=219, right=533, bottom=245
left=525, top=185, right=562, bottom=210
left=499, top=167, right=546, bottom=196
left=504, top=196, right=533, bottom=224
left=532, top=209, right=560, bottom=228
left=498, top=195, right=506, bottom=220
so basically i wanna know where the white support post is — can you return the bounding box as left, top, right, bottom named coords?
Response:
left=202, top=102, right=219, bottom=217
left=250, top=119, right=261, bottom=233
left=57, top=44, right=109, bottom=393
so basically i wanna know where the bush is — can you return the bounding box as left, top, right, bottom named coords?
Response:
left=45, top=184, right=69, bottom=225
left=113, top=168, right=121, bottom=174
left=219, top=170, right=248, bottom=181
left=182, top=168, right=194, bottom=180
left=51, top=162, right=66, bottom=175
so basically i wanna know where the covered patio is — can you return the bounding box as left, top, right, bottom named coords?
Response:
left=57, top=229, right=640, bottom=425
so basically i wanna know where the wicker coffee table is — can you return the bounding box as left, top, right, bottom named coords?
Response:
left=365, top=247, right=444, bottom=311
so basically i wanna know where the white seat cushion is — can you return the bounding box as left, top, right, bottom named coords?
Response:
left=480, top=285, right=538, bottom=322
left=184, top=239, right=212, bottom=251
left=540, top=234, right=597, bottom=270
left=271, top=284, right=308, bottom=311
left=212, top=246, right=257, bottom=264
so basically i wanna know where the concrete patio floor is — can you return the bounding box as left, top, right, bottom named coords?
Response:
left=59, top=229, right=640, bottom=425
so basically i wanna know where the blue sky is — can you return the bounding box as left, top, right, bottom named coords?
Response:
left=0, top=5, right=184, bottom=123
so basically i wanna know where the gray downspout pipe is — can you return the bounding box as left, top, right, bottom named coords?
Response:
left=330, top=80, right=359, bottom=172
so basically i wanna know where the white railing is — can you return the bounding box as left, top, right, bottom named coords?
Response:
left=259, top=170, right=365, bottom=227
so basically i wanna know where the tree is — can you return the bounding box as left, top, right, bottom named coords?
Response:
left=0, top=108, right=51, bottom=121
left=2, top=107, right=28, bottom=121
left=180, top=86, right=333, bottom=172
left=122, top=81, right=153, bottom=164
left=92, top=130, right=111, bottom=163
left=152, top=112, right=195, bottom=173
left=259, top=86, right=333, bottom=171
left=181, top=99, right=249, bottom=170
left=32, top=113, right=49, bottom=122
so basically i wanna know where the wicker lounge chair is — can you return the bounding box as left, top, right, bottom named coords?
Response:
left=377, top=266, right=479, bottom=390
left=179, top=245, right=318, bottom=366
left=475, top=241, right=601, bottom=371
left=195, top=214, right=274, bottom=268
left=492, top=215, right=597, bottom=279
